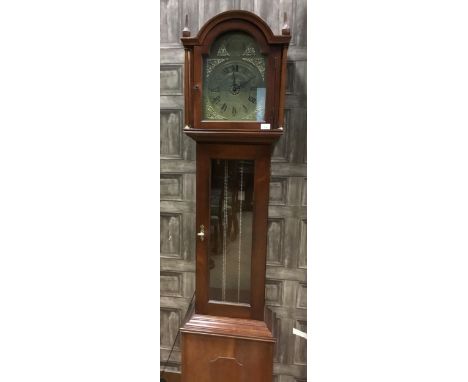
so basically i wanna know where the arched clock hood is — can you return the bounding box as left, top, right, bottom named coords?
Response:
left=181, top=10, right=291, bottom=143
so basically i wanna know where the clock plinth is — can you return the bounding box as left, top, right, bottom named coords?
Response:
left=181, top=314, right=275, bottom=382
left=179, top=10, right=290, bottom=382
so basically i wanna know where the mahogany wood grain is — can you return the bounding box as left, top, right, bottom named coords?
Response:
left=182, top=314, right=275, bottom=342
left=181, top=10, right=290, bottom=132
left=184, top=128, right=283, bottom=144
left=277, top=45, right=290, bottom=129
left=195, top=143, right=271, bottom=320
left=181, top=315, right=275, bottom=382
left=181, top=10, right=290, bottom=46
left=183, top=48, right=191, bottom=127
left=195, top=143, right=210, bottom=315
left=209, top=357, right=241, bottom=381
left=179, top=12, right=290, bottom=380
left=176, top=8, right=295, bottom=382
left=161, top=371, right=181, bottom=382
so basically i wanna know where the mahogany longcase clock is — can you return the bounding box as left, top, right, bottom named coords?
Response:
left=179, top=10, right=290, bottom=382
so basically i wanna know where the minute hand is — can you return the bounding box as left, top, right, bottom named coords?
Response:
left=239, top=75, right=256, bottom=88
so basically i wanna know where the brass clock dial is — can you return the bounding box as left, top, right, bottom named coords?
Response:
left=202, top=31, right=266, bottom=121
left=205, top=60, right=264, bottom=120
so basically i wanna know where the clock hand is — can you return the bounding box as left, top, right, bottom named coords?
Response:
left=239, top=75, right=256, bottom=88
left=231, top=70, right=241, bottom=94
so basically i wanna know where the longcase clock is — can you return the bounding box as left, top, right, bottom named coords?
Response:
left=179, top=10, right=291, bottom=382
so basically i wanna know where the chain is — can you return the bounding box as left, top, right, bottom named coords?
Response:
left=237, top=162, right=244, bottom=303
left=222, top=160, right=228, bottom=301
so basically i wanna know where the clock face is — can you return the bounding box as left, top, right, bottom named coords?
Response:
left=203, top=32, right=266, bottom=121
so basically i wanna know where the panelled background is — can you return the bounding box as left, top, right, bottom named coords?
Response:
left=160, top=1, right=307, bottom=381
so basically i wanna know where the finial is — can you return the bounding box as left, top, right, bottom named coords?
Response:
left=182, top=14, right=191, bottom=37
left=281, top=12, right=290, bottom=35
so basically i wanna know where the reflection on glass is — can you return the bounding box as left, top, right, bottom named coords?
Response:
left=209, top=159, right=254, bottom=304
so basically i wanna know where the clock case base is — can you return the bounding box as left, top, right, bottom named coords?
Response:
left=181, top=314, right=275, bottom=382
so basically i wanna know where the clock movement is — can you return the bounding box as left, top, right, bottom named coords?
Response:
left=179, top=10, right=290, bottom=382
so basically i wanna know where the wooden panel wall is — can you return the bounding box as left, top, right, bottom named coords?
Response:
left=160, top=1, right=307, bottom=380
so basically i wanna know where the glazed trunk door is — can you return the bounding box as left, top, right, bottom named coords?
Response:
left=195, top=143, right=270, bottom=319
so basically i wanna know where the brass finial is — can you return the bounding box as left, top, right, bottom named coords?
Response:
left=182, top=14, right=191, bottom=37
left=281, top=12, right=290, bottom=35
